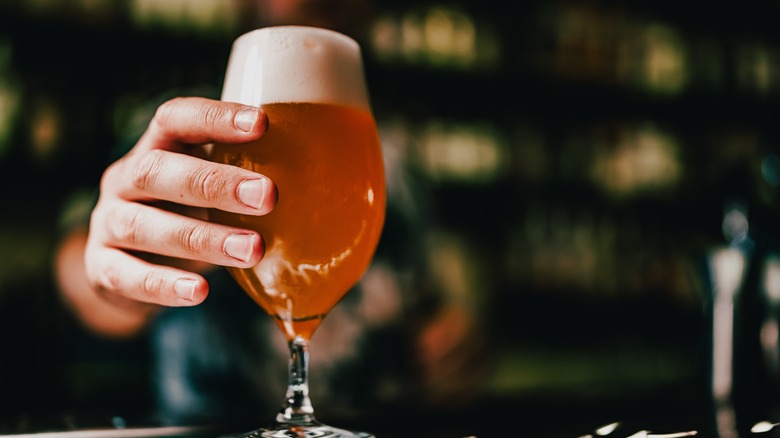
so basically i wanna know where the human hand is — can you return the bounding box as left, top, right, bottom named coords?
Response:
left=84, top=97, right=277, bottom=312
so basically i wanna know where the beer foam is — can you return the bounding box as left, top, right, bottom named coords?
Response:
left=222, top=26, right=370, bottom=111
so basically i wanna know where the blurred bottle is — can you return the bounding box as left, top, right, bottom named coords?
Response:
left=701, top=160, right=780, bottom=436
left=760, top=254, right=780, bottom=414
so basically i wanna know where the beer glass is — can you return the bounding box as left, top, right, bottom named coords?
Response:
left=208, top=26, right=385, bottom=437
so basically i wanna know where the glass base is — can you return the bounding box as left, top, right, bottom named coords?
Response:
left=222, top=423, right=374, bottom=438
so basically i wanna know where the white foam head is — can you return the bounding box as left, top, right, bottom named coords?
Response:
left=221, top=25, right=370, bottom=111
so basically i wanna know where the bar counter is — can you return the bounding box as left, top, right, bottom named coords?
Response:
left=2, top=391, right=772, bottom=437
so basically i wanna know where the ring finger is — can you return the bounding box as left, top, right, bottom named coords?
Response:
left=99, top=201, right=264, bottom=268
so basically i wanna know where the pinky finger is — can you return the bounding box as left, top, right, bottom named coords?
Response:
left=87, top=248, right=209, bottom=307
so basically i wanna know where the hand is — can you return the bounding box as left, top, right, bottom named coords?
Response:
left=82, top=97, right=276, bottom=319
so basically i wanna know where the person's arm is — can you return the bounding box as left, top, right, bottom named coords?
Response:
left=53, top=97, right=277, bottom=338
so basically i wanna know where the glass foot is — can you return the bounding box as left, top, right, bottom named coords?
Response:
left=223, top=424, right=374, bottom=438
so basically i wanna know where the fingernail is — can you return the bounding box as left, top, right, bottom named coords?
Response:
left=235, top=107, right=259, bottom=132
left=174, top=279, right=197, bottom=301
left=224, top=233, right=256, bottom=263
left=238, top=179, right=267, bottom=210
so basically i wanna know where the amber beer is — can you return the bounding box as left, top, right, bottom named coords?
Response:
left=209, top=102, right=385, bottom=340
left=209, top=26, right=386, bottom=342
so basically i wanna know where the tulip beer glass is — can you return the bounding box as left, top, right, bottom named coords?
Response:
left=208, top=26, right=386, bottom=437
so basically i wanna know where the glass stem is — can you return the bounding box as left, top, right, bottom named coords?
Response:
left=274, top=335, right=318, bottom=426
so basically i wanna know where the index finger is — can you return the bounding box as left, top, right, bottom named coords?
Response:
left=136, top=97, right=269, bottom=152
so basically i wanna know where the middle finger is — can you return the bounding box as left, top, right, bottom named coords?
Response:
left=109, top=148, right=277, bottom=215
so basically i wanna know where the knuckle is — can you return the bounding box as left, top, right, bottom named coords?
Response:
left=129, top=150, right=165, bottom=192
left=90, top=265, right=121, bottom=296
left=153, top=97, right=181, bottom=128
left=200, top=103, right=230, bottom=129
left=110, top=204, right=143, bottom=245
left=176, top=223, right=213, bottom=257
left=142, top=270, right=166, bottom=301
left=88, top=200, right=105, bottom=227
left=99, top=160, right=120, bottom=193
left=190, top=166, right=227, bottom=203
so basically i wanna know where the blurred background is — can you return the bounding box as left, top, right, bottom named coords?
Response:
left=1, top=0, right=780, bottom=436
